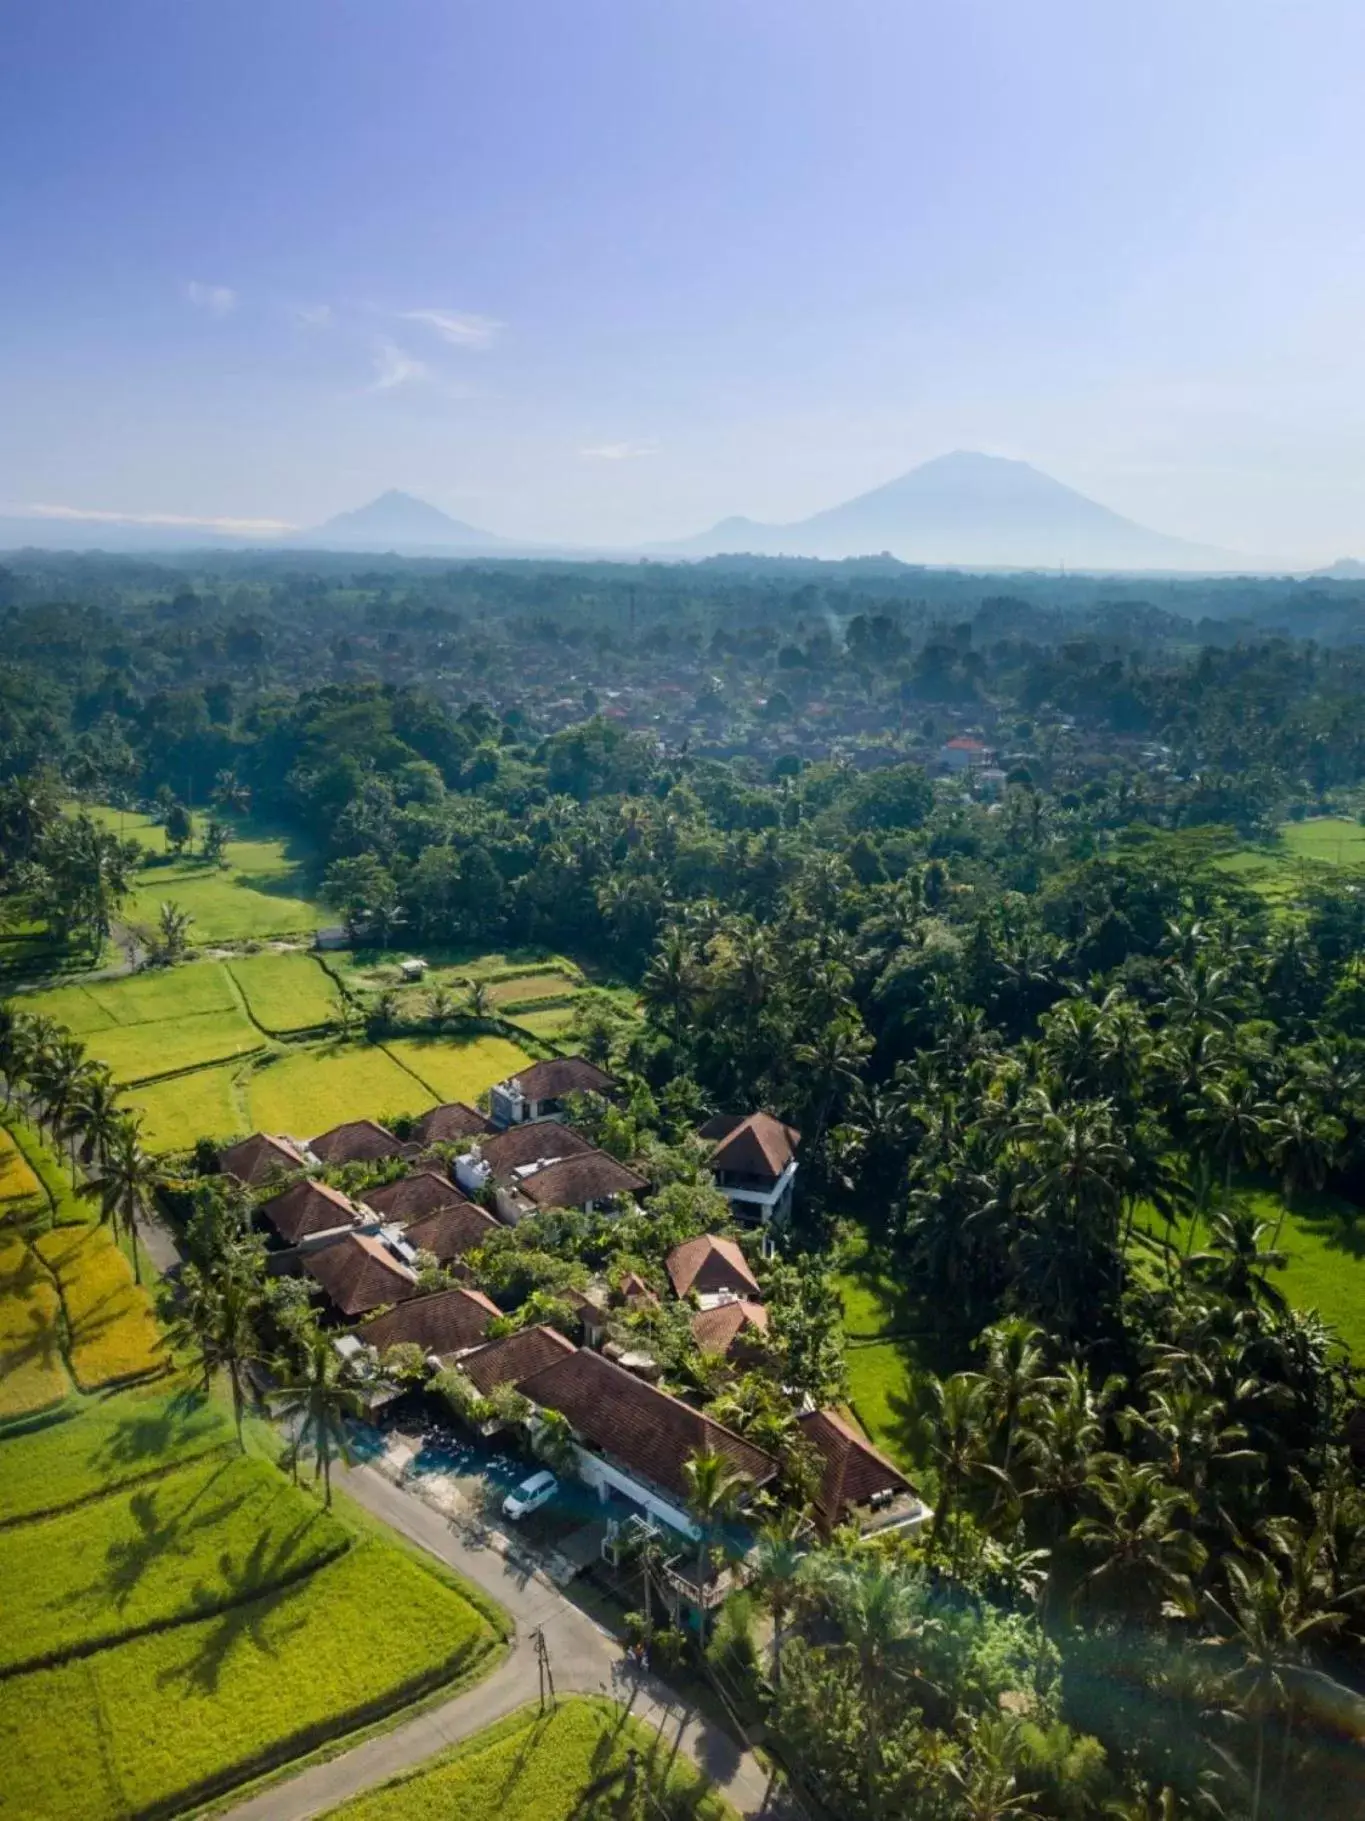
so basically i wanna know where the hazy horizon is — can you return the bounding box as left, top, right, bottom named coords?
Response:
left=5, top=2, right=1365, bottom=563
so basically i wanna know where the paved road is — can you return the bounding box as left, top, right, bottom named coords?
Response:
left=221, top=1461, right=784, bottom=1820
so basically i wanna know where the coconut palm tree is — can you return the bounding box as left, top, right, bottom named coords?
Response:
left=1071, top=1460, right=1207, bottom=1623
left=971, top=1316, right=1047, bottom=1480
left=270, top=1328, right=363, bottom=1507
left=681, top=1447, right=751, bottom=1617
left=466, top=979, right=492, bottom=1020
left=79, top=1113, right=157, bottom=1283
left=170, top=1258, right=263, bottom=1450
left=156, top=900, right=194, bottom=962
left=71, top=1065, right=123, bottom=1177
left=923, top=1372, right=1009, bottom=1570
left=1190, top=1074, right=1274, bottom=1216
left=750, top=1517, right=804, bottom=1688
left=1189, top=1210, right=1288, bottom=1312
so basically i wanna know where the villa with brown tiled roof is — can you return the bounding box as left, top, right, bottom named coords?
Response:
left=218, top=1132, right=312, bottom=1188
left=309, top=1119, right=404, bottom=1166
left=356, top=1285, right=499, bottom=1361
left=698, top=1111, right=800, bottom=1229
left=260, top=1177, right=361, bottom=1246
left=517, top=1348, right=776, bottom=1537
left=478, top=1122, right=595, bottom=1175
left=363, top=1171, right=469, bottom=1224
left=692, top=1298, right=769, bottom=1359
left=410, top=1101, right=493, bottom=1145
left=302, top=1232, right=418, bottom=1318
left=489, top=1055, right=616, bottom=1128
left=512, top=1150, right=647, bottom=1216
left=797, top=1408, right=929, bottom=1538
left=666, top=1233, right=762, bottom=1302
left=403, top=1199, right=500, bottom=1265
left=458, top=1323, right=577, bottom=1397
left=456, top=1122, right=645, bottom=1224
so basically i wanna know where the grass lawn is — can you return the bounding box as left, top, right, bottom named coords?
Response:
left=0, top=1386, right=229, bottom=1525
left=0, top=1452, right=351, bottom=1675
left=383, top=1033, right=533, bottom=1105
left=0, top=1232, right=69, bottom=1419
left=125, top=1060, right=249, bottom=1153
left=318, top=1697, right=736, bottom=1821
left=845, top=1341, right=923, bottom=1474
left=32, top=1224, right=168, bottom=1389
left=80, top=1005, right=263, bottom=1084
left=227, top=948, right=340, bottom=1033
left=1135, top=1181, right=1365, bottom=1359
left=0, top=1538, right=499, bottom=1821
left=247, top=1041, right=436, bottom=1137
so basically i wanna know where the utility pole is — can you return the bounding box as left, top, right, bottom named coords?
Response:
left=531, top=1625, right=556, bottom=1712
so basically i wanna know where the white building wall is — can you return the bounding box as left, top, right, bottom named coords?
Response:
left=572, top=1444, right=701, bottom=1541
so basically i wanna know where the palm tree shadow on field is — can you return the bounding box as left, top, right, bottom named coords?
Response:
left=57, top=1460, right=245, bottom=1614
left=154, top=1529, right=326, bottom=1695
left=94, top=1386, right=218, bottom=1475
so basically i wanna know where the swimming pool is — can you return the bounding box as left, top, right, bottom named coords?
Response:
left=407, top=1429, right=526, bottom=1491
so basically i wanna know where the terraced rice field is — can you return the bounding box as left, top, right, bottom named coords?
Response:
left=26, top=962, right=263, bottom=1085
left=82, top=1007, right=263, bottom=1085
left=247, top=1043, right=437, bottom=1137
left=320, top=1698, right=736, bottom=1821
left=33, top=1225, right=167, bottom=1390
left=124, top=1061, right=248, bottom=1154
left=383, top=1033, right=533, bottom=1105
left=227, top=949, right=340, bottom=1033
left=485, top=971, right=579, bottom=1007
left=509, top=1005, right=577, bottom=1039
left=0, top=1232, right=69, bottom=1418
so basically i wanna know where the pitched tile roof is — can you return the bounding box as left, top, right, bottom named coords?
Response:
left=302, top=1232, right=418, bottom=1317
left=260, top=1177, right=359, bottom=1245
left=479, top=1122, right=595, bottom=1176
left=515, top=1150, right=647, bottom=1209
left=517, top=1348, right=777, bottom=1507
left=309, top=1119, right=403, bottom=1165
left=699, top=1111, right=800, bottom=1180
left=459, top=1324, right=577, bottom=1396
left=500, top=1056, right=616, bottom=1101
left=797, top=1408, right=916, bottom=1531
left=403, top=1199, right=501, bottom=1263
left=411, top=1101, right=493, bottom=1144
left=692, top=1299, right=769, bottom=1356
left=357, top=1285, right=499, bottom=1358
left=666, top=1234, right=762, bottom=1301
left=218, top=1132, right=310, bottom=1188
left=363, top=1171, right=469, bottom=1222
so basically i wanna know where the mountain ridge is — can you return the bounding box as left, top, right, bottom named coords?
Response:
left=655, top=451, right=1244, bottom=571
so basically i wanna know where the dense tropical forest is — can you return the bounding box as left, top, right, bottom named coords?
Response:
left=5, top=548, right=1365, bottom=1819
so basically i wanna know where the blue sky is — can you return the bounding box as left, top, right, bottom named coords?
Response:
left=3, top=0, right=1364, bottom=559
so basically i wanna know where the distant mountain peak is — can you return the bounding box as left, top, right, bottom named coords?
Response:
left=659, top=450, right=1241, bottom=572
left=298, top=490, right=502, bottom=551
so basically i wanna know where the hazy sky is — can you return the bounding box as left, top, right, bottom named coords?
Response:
left=4, top=1, right=1365, bottom=560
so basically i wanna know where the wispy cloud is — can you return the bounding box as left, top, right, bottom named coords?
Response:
left=401, top=308, right=503, bottom=349
left=580, top=440, right=660, bottom=461
left=17, top=503, right=294, bottom=535
left=370, top=338, right=429, bottom=391
left=291, top=302, right=332, bottom=327
left=185, top=280, right=237, bottom=317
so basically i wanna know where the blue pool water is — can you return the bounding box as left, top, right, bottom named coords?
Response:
left=346, top=1422, right=391, bottom=1463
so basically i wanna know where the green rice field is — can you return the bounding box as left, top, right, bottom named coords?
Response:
left=125, top=1061, right=248, bottom=1153
left=0, top=1376, right=505, bottom=1821
left=227, top=948, right=340, bottom=1033
left=509, top=1005, right=577, bottom=1039
left=383, top=1033, right=533, bottom=1105
left=1211, top=816, right=1365, bottom=904
left=320, top=1698, right=736, bottom=1821
left=486, top=971, right=579, bottom=1007
left=247, top=1042, right=436, bottom=1136
left=82, top=1007, right=262, bottom=1085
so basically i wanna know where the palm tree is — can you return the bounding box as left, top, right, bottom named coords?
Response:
left=157, top=900, right=194, bottom=962
left=1265, top=1099, right=1342, bottom=1244
left=801, top=1556, right=941, bottom=1819
left=79, top=1113, right=157, bottom=1283
left=72, top=1065, right=123, bottom=1177
left=642, top=928, right=701, bottom=1041
left=30, top=1031, right=89, bottom=1148
left=1202, top=1549, right=1354, bottom=1821
left=750, top=1518, right=804, bottom=1688
left=1071, top=1460, right=1206, bottom=1623
left=531, top=1407, right=579, bottom=1478
left=466, top=979, right=492, bottom=1020
left=972, top=1316, right=1047, bottom=1480
left=681, top=1447, right=751, bottom=1616
left=170, top=1259, right=262, bottom=1449
left=1189, top=1209, right=1288, bottom=1312
left=270, top=1328, right=363, bottom=1507
left=1190, top=1074, right=1274, bottom=1216
left=923, top=1372, right=1007, bottom=1570
left=1017, top=1363, right=1115, bottom=1617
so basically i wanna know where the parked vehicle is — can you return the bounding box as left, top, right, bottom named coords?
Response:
left=502, top=1469, right=557, bottom=1521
